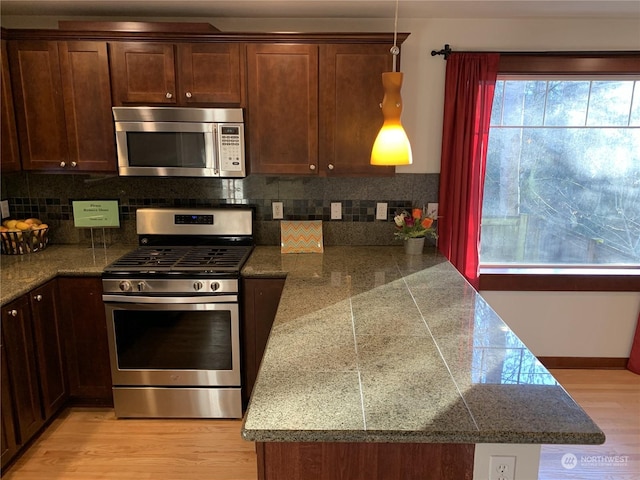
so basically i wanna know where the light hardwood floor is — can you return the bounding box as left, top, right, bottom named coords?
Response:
left=3, top=369, right=639, bottom=480
left=538, top=369, right=640, bottom=480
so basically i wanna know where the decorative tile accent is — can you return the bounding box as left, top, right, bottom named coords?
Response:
left=280, top=220, right=324, bottom=253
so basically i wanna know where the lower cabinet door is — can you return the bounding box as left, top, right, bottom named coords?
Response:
left=58, top=277, right=113, bottom=405
left=242, top=277, right=286, bottom=406
left=1, top=343, right=19, bottom=470
left=2, top=296, right=44, bottom=445
left=30, top=281, right=68, bottom=419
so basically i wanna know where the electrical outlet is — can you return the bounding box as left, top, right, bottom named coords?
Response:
left=0, top=200, right=9, bottom=219
left=330, top=202, right=342, bottom=220
left=376, top=202, right=388, bottom=220
left=489, top=456, right=516, bottom=480
left=426, top=202, right=439, bottom=219
left=272, top=202, right=284, bottom=220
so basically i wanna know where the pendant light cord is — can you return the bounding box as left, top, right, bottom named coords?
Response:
left=391, top=0, right=400, bottom=72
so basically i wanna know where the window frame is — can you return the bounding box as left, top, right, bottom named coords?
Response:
left=478, top=52, right=640, bottom=291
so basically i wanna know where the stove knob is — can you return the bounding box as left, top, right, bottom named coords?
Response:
left=210, top=282, right=221, bottom=292
left=119, top=281, right=132, bottom=292
left=137, top=281, right=146, bottom=292
left=193, top=281, right=204, bottom=291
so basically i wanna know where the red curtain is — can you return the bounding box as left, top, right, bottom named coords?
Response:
left=438, top=53, right=500, bottom=289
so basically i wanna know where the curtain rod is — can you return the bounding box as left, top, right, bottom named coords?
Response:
left=430, top=44, right=640, bottom=60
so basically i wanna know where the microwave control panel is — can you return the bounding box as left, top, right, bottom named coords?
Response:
left=218, top=125, right=244, bottom=172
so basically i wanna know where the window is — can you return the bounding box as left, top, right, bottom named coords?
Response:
left=480, top=56, right=640, bottom=269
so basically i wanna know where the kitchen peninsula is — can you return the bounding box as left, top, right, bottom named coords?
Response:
left=241, top=246, right=605, bottom=480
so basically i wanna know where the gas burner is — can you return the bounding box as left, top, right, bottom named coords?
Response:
left=104, top=246, right=253, bottom=274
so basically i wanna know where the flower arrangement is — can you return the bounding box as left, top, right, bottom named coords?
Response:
left=393, top=208, right=437, bottom=240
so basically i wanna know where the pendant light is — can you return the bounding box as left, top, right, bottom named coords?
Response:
left=370, top=0, right=413, bottom=166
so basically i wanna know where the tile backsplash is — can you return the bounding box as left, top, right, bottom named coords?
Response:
left=1, top=172, right=439, bottom=246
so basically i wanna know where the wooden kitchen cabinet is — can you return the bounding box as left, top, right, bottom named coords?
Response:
left=109, top=41, right=243, bottom=106
left=1, top=37, right=21, bottom=173
left=246, top=40, right=402, bottom=176
left=58, top=277, right=113, bottom=405
left=29, top=281, right=68, bottom=420
left=1, top=296, right=44, bottom=448
left=246, top=44, right=319, bottom=175
left=319, top=44, right=395, bottom=176
left=241, top=277, right=286, bottom=406
left=1, top=342, right=19, bottom=470
left=8, top=40, right=116, bottom=173
left=58, top=41, right=117, bottom=172
left=0, top=282, right=68, bottom=470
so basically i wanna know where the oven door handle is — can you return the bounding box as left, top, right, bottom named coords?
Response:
left=102, top=294, right=238, bottom=304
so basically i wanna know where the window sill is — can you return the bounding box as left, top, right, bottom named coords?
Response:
left=479, top=267, right=640, bottom=292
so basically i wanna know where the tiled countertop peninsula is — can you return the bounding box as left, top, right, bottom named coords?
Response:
left=1, top=244, right=136, bottom=305
left=241, top=246, right=605, bottom=446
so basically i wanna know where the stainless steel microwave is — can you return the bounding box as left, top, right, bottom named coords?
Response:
left=113, top=107, right=246, bottom=178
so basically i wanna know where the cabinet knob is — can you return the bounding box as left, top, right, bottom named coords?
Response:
left=70, top=161, right=77, bottom=168
left=60, top=161, right=66, bottom=167
left=34, top=294, right=43, bottom=302
left=8, top=309, right=17, bottom=317
left=309, top=164, right=316, bottom=170
left=166, top=92, right=173, bottom=99
left=185, top=92, right=192, bottom=98
left=328, top=164, right=334, bottom=170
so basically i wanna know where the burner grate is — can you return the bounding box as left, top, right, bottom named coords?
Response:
left=104, top=246, right=252, bottom=273
left=176, top=247, right=251, bottom=270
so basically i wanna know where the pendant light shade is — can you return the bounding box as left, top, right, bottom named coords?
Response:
left=370, top=72, right=413, bottom=166
left=370, top=0, right=412, bottom=166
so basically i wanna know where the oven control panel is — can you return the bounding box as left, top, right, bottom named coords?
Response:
left=102, top=278, right=239, bottom=295
left=175, top=214, right=214, bottom=225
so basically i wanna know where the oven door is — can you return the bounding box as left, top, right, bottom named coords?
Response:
left=104, top=299, right=240, bottom=387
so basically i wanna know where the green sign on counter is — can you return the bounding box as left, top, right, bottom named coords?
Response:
left=72, top=200, right=120, bottom=228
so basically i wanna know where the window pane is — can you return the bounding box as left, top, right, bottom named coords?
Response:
left=490, top=81, right=505, bottom=126
left=482, top=79, right=640, bottom=266
left=631, top=82, right=640, bottom=126
left=502, top=80, right=547, bottom=126
left=587, top=81, right=635, bottom=126
left=544, top=81, right=590, bottom=126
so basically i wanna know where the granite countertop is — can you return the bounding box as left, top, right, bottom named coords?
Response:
left=241, top=246, right=605, bottom=445
left=1, top=244, right=136, bottom=305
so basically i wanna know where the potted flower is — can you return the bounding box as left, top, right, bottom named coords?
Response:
left=393, top=208, right=437, bottom=254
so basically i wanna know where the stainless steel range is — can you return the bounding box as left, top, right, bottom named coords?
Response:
left=102, top=208, right=254, bottom=418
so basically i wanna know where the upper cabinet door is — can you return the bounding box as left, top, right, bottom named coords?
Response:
left=319, top=44, right=395, bottom=177
left=246, top=43, right=319, bottom=175
left=1, top=39, right=21, bottom=173
left=109, top=42, right=177, bottom=105
left=9, top=40, right=116, bottom=173
left=8, top=40, right=69, bottom=170
left=58, top=41, right=116, bottom=173
left=177, top=43, right=243, bottom=105
left=109, top=42, right=243, bottom=106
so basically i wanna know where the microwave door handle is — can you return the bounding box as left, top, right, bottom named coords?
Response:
left=211, top=125, right=219, bottom=176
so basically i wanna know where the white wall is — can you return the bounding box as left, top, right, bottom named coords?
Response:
left=3, top=13, right=639, bottom=357
left=482, top=291, right=640, bottom=358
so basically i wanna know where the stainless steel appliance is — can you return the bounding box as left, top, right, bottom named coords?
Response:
left=113, top=107, right=246, bottom=178
left=102, top=208, right=253, bottom=418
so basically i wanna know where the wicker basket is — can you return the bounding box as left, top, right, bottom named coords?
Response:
left=1, top=228, right=49, bottom=255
